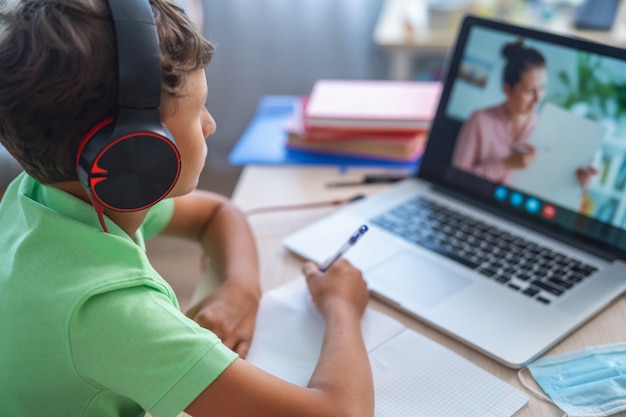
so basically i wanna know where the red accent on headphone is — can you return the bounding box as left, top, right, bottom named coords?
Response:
left=76, top=117, right=114, bottom=167
left=82, top=129, right=180, bottom=212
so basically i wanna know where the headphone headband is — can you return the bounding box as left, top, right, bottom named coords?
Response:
left=107, top=0, right=161, bottom=110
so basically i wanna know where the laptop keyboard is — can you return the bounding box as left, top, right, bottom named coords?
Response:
left=370, top=196, right=598, bottom=305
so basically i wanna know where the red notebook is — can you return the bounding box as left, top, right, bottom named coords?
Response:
left=285, top=130, right=427, bottom=161
left=305, top=79, right=442, bottom=131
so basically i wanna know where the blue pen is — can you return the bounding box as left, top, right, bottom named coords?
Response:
left=318, top=225, right=369, bottom=272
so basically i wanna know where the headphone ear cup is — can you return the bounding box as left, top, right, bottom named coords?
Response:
left=77, top=118, right=181, bottom=211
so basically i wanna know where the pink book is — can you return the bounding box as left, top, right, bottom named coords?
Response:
left=284, top=96, right=427, bottom=142
left=305, top=79, right=442, bottom=131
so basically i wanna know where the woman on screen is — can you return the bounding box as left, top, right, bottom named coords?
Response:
left=452, top=40, right=597, bottom=190
left=452, top=39, right=546, bottom=184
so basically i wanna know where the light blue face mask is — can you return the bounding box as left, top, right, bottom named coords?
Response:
left=518, top=342, right=626, bottom=417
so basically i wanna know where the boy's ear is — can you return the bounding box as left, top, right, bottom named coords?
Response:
left=75, top=0, right=181, bottom=212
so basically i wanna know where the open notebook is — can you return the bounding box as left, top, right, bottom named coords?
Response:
left=246, top=278, right=528, bottom=416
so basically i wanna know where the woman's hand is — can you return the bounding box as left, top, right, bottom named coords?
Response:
left=502, top=144, right=536, bottom=170
left=575, top=166, right=598, bottom=191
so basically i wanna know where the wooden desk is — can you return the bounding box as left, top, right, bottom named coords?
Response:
left=374, top=0, right=626, bottom=80
left=232, top=164, right=626, bottom=417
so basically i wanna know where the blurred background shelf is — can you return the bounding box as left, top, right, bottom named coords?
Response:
left=374, top=0, right=626, bottom=81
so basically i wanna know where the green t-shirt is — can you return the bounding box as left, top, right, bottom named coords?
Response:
left=0, top=173, right=238, bottom=417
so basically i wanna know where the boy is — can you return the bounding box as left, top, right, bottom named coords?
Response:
left=0, top=1, right=374, bottom=417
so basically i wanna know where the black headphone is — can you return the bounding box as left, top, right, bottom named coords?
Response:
left=77, top=0, right=181, bottom=213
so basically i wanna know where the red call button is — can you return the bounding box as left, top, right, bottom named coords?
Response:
left=542, top=204, right=557, bottom=219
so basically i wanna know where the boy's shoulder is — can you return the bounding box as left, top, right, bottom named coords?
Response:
left=0, top=173, right=172, bottom=289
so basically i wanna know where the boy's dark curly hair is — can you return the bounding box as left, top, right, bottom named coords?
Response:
left=0, top=0, right=214, bottom=184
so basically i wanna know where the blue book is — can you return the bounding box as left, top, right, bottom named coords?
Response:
left=228, top=95, right=419, bottom=171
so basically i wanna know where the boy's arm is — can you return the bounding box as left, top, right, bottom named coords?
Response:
left=162, top=189, right=261, bottom=357
left=185, top=260, right=374, bottom=417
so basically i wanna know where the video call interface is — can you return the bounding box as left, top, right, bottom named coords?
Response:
left=441, top=25, right=626, bottom=251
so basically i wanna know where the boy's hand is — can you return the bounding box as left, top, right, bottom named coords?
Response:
left=302, top=258, right=369, bottom=319
left=185, top=281, right=260, bottom=358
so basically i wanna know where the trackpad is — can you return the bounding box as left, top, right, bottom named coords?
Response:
left=366, top=252, right=471, bottom=308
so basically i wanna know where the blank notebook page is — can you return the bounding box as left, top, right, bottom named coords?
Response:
left=371, top=329, right=528, bottom=417
left=247, top=277, right=528, bottom=417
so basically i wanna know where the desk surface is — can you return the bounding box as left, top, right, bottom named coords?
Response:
left=232, top=164, right=626, bottom=417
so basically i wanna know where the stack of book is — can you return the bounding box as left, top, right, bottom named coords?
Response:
left=284, top=79, right=442, bottom=162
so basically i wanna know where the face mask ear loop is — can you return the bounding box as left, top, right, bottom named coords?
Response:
left=517, top=367, right=553, bottom=403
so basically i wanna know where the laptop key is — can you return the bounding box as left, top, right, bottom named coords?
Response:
left=549, top=277, right=573, bottom=289
left=523, top=287, right=540, bottom=297
left=495, top=275, right=510, bottom=284
left=478, top=266, right=498, bottom=277
left=572, top=265, right=595, bottom=276
left=530, top=280, right=564, bottom=296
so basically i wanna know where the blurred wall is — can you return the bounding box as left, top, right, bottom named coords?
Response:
left=198, top=0, right=388, bottom=196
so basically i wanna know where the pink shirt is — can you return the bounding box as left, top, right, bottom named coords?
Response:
left=452, top=104, right=537, bottom=183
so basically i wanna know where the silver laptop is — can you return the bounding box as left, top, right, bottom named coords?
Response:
left=284, top=16, right=626, bottom=368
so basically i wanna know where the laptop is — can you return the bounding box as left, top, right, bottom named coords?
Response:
left=284, top=15, right=626, bottom=368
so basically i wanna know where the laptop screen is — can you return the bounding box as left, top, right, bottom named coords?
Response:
left=419, top=16, right=626, bottom=256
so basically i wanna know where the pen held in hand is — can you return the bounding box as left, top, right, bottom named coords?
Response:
left=318, top=225, right=369, bottom=272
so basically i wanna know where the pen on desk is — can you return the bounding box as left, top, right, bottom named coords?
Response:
left=326, top=174, right=408, bottom=188
left=318, top=225, right=369, bottom=272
